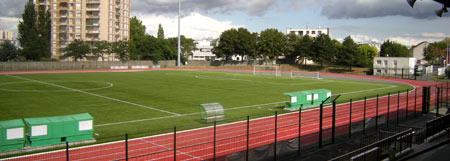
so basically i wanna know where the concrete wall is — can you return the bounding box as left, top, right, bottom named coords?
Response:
left=373, top=57, right=416, bottom=75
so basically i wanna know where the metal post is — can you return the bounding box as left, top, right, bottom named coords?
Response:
left=177, top=0, right=181, bottom=67
left=214, top=121, right=216, bottom=161
left=246, top=116, right=249, bottom=161
left=298, top=105, right=302, bottom=156
left=397, top=91, right=400, bottom=125
left=406, top=90, right=409, bottom=120
left=447, top=81, right=449, bottom=107
left=174, top=126, right=176, bottom=161
left=126, top=133, right=128, bottom=161
left=363, top=97, right=367, bottom=134
left=376, top=94, right=379, bottom=130
left=319, top=103, right=323, bottom=148
left=415, top=89, right=417, bottom=117
left=66, top=141, right=69, bottom=161
left=349, top=99, right=352, bottom=139
left=437, top=86, right=440, bottom=117
left=274, top=111, right=278, bottom=161
left=387, top=93, right=390, bottom=127
left=332, top=101, right=336, bottom=144
left=402, top=67, right=404, bottom=79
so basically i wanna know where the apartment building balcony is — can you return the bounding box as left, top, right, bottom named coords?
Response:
left=86, top=22, right=100, bottom=26
left=87, top=0, right=100, bottom=4
left=86, top=7, right=100, bottom=11
left=86, top=30, right=100, bottom=34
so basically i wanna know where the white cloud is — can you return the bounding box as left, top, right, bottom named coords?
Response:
left=350, top=34, right=380, bottom=44
left=135, top=12, right=240, bottom=40
left=421, top=32, right=450, bottom=38
left=0, top=17, right=20, bottom=38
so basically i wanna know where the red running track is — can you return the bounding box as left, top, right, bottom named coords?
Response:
left=3, top=69, right=447, bottom=161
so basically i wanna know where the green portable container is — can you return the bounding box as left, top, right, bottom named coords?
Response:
left=66, top=113, right=94, bottom=142
left=24, top=117, right=62, bottom=147
left=24, top=113, right=94, bottom=147
left=0, top=119, right=25, bottom=151
left=284, top=89, right=332, bottom=109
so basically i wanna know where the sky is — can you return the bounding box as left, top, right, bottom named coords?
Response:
left=1, top=0, right=450, bottom=47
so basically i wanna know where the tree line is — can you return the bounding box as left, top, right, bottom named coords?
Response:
left=212, top=28, right=380, bottom=69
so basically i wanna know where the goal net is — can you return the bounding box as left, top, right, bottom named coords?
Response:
left=290, top=71, right=322, bottom=79
left=253, top=65, right=281, bottom=77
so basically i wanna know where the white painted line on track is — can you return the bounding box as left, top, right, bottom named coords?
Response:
left=6, top=75, right=180, bottom=116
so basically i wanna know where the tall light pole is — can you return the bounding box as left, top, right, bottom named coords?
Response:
left=177, top=0, right=181, bottom=67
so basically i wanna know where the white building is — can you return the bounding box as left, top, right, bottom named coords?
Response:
left=409, top=41, right=429, bottom=65
left=191, top=40, right=217, bottom=61
left=286, top=27, right=330, bottom=38
left=373, top=57, right=416, bottom=75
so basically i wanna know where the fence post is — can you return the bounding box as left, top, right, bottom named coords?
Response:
left=298, top=105, right=302, bottom=157
left=397, top=91, right=400, bottom=125
left=376, top=94, right=379, bottom=130
left=447, top=81, right=448, bottom=107
left=349, top=99, right=352, bottom=139
left=319, top=103, right=323, bottom=148
left=332, top=101, right=336, bottom=144
left=363, top=97, right=367, bottom=134
left=126, top=133, right=128, bottom=161
left=402, top=67, right=404, bottom=79
left=174, top=126, right=176, bottom=161
left=415, top=89, right=417, bottom=117
left=387, top=93, right=391, bottom=127
left=422, top=86, right=429, bottom=114
left=247, top=116, right=250, bottom=161
left=214, top=121, right=216, bottom=161
left=437, top=86, right=440, bottom=117
left=66, top=141, right=69, bottom=161
left=406, top=90, right=409, bottom=120
left=274, top=111, right=278, bottom=161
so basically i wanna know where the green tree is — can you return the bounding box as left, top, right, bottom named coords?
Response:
left=337, top=36, right=360, bottom=70
left=168, top=35, right=197, bottom=60
left=64, top=39, right=90, bottom=61
left=358, top=44, right=379, bottom=67
left=380, top=40, right=409, bottom=57
left=111, top=40, right=129, bottom=62
left=157, top=24, right=165, bottom=39
left=257, top=29, right=286, bottom=60
left=36, top=7, right=51, bottom=59
left=424, top=39, right=449, bottom=65
left=236, top=28, right=257, bottom=59
left=129, top=16, right=146, bottom=60
left=17, top=0, right=40, bottom=61
left=212, top=28, right=239, bottom=60
left=311, top=34, right=337, bottom=66
left=295, top=35, right=314, bottom=66
left=284, top=33, right=299, bottom=63
left=0, top=41, right=18, bottom=61
left=92, top=41, right=111, bottom=61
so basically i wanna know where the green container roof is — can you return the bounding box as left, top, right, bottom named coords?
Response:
left=24, top=113, right=93, bottom=126
left=0, top=119, right=24, bottom=129
left=71, top=113, right=93, bottom=120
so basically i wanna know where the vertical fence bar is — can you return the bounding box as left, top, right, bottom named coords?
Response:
left=437, top=86, right=440, bottom=117
left=247, top=116, right=249, bottom=161
left=349, top=99, right=352, bottom=139
left=332, top=101, right=336, bottom=144
left=402, top=67, right=404, bottom=79
left=397, top=91, right=400, bottom=125
left=174, top=126, right=176, bottom=161
left=447, top=81, right=448, bottom=107
left=406, top=90, right=409, bottom=120
left=415, top=89, right=417, bottom=117
left=387, top=93, right=390, bottom=127
left=126, top=133, right=128, bottom=161
left=274, top=111, right=278, bottom=161
left=319, top=103, right=323, bottom=148
left=363, top=97, right=367, bottom=134
left=376, top=94, right=379, bottom=130
left=298, top=105, right=302, bottom=156
left=214, top=121, right=216, bottom=161
left=66, top=141, right=69, bottom=161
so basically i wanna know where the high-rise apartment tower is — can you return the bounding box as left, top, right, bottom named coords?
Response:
left=35, top=0, right=130, bottom=60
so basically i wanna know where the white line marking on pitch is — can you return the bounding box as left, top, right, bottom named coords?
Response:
left=6, top=75, right=180, bottom=116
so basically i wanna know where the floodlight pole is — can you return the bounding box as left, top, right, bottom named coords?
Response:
left=177, top=0, right=181, bottom=67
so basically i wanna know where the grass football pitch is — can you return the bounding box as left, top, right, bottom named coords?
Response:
left=0, top=70, right=413, bottom=138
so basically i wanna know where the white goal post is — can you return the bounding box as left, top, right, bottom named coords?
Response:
left=253, top=65, right=281, bottom=77
left=290, top=71, right=322, bottom=79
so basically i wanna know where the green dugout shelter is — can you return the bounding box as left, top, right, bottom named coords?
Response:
left=284, top=89, right=332, bottom=109
left=0, top=119, right=25, bottom=151
left=24, top=113, right=94, bottom=147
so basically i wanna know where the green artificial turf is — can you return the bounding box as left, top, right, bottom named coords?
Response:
left=0, top=70, right=413, bottom=138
